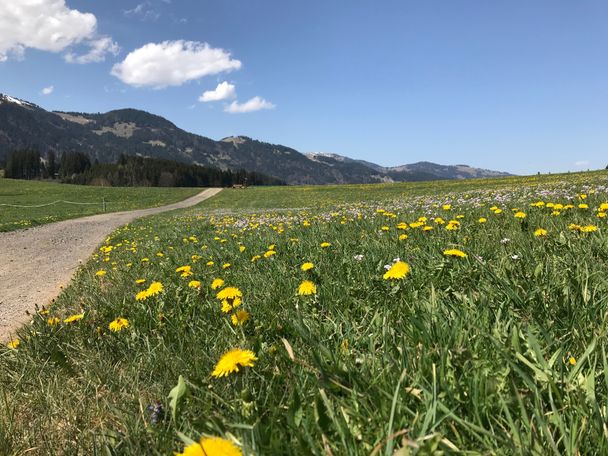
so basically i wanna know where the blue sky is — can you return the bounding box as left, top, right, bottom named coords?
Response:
left=1, top=1, right=608, bottom=175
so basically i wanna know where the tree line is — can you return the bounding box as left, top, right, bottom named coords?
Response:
left=2, top=150, right=284, bottom=187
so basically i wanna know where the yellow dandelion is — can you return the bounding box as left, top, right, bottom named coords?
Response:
left=147, top=281, right=164, bottom=296
left=398, top=234, right=408, bottom=241
left=442, top=204, right=451, bottom=210
left=221, top=297, right=242, bottom=313
left=300, top=262, right=314, bottom=271
left=175, top=437, right=242, bottom=456
left=188, top=280, right=201, bottom=289
left=568, top=356, right=577, bottom=366
left=211, top=348, right=258, bottom=378
left=231, top=310, right=251, bottom=326
left=211, top=278, right=225, bottom=290
left=514, top=212, right=526, bottom=219
left=217, top=287, right=242, bottom=301
left=239, top=245, right=246, bottom=252
left=263, top=250, right=276, bottom=258
left=320, top=242, right=331, bottom=248
left=298, top=280, right=317, bottom=296
left=95, top=270, right=106, bottom=277
left=136, top=290, right=150, bottom=301
left=7, top=339, right=20, bottom=349
left=383, top=261, right=410, bottom=280
left=534, top=228, right=548, bottom=237
left=478, top=217, right=487, bottom=223
left=580, top=225, right=598, bottom=233
left=222, top=263, right=231, bottom=269
left=64, top=313, right=84, bottom=324
left=135, top=279, right=146, bottom=284
left=206, top=261, right=214, bottom=266
left=579, top=204, right=589, bottom=209
left=47, top=317, right=60, bottom=326
left=443, top=249, right=467, bottom=258
left=108, top=317, right=130, bottom=332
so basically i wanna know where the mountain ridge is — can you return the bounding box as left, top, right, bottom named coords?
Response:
left=0, top=93, right=513, bottom=184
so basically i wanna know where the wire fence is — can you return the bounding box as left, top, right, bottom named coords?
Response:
left=0, top=198, right=108, bottom=211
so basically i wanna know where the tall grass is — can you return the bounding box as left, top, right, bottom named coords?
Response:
left=2, top=172, right=608, bottom=454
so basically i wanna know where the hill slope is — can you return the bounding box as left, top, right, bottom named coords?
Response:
left=0, top=93, right=511, bottom=184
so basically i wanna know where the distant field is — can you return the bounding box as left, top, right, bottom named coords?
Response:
left=197, top=170, right=608, bottom=210
left=0, top=179, right=201, bottom=232
left=3, top=170, right=608, bottom=454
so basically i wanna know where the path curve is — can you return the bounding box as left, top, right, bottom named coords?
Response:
left=0, top=187, right=222, bottom=341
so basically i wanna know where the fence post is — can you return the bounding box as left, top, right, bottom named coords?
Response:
left=102, top=197, right=106, bottom=212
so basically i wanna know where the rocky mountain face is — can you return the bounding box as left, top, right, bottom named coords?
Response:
left=0, top=93, right=511, bottom=184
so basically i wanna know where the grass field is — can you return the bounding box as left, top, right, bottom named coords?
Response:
left=2, top=171, right=608, bottom=455
left=0, top=178, right=201, bottom=232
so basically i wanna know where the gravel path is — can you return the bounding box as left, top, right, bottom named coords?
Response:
left=0, top=188, right=222, bottom=341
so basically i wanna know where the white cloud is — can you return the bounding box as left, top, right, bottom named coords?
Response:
left=40, top=85, right=54, bottom=95
left=64, top=36, right=120, bottom=64
left=111, top=40, right=242, bottom=88
left=124, top=2, right=160, bottom=21
left=575, top=160, right=590, bottom=167
left=199, top=81, right=236, bottom=102
left=225, top=96, right=275, bottom=113
left=0, top=0, right=97, bottom=61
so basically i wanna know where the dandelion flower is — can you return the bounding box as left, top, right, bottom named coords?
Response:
left=217, top=287, right=242, bottom=301
left=320, top=242, right=331, bottom=248
left=231, top=310, right=251, bottom=326
left=383, top=261, right=410, bottom=280
left=478, top=217, right=487, bottom=223
left=514, top=212, right=526, bottom=219
left=136, top=290, right=150, bottom=301
left=211, top=348, right=257, bottom=378
left=95, top=270, right=106, bottom=277
left=147, top=281, right=164, bottom=297
left=300, top=262, right=314, bottom=271
left=135, top=279, right=146, bottom=284
left=443, top=249, right=467, bottom=258
left=108, top=317, right=130, bottom=332
left=398, top=234, right=408, bottom=241
left=298, top=280, right=317, bottom=295
left=580, top=225, right=598, bottom=233
left=175, top=436, right=242, bottom=456
left=211, top=278, right=225, bottom=290
left=568, top=356, right=577, bottom=366
left=534, top=228, right=548, bottom=237
left=188, top=280, right=201, bottom=289
left=64, top=313, right=84, bottom=324
left=176, top=265, right=193, bottom=277
left=221, top=297, right=242, bottom=313
left=7, top=339, right=20, bottom=349
left=47, top=317, right=60, bottom=326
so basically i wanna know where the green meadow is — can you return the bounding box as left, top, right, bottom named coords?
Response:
left=2, top=171, right=608, bottom=455
left=0, top=178, right=200, bottom=232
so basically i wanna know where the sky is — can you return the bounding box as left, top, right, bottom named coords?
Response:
left=1, top=0, right=608, bottom=175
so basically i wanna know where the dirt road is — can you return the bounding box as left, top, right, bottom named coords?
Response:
left=0, top=187, right=221, bottom=341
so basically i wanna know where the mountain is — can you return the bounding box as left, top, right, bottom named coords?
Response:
left=0, top=93, right=512, bottom=184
